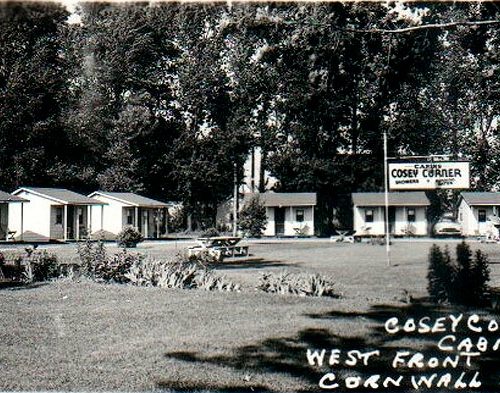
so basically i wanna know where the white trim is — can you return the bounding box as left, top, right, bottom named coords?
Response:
left=63, top=205, right=68, bottom=241
left=88, top=191, right=168, bottom=208
left=88, top=191, right=136, bottom=207
left=13, top=187, right=68, bottom=205
left=264, top=203, right=317, bottom=208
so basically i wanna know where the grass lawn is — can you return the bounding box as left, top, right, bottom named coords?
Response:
left=1, top=240, right=500, bottom=392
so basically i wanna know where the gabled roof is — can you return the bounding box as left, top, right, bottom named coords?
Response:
left=352, top=192, right=430, bottom=207
left=0, top=190, right=27, bottom=203
left=13, top=187, right=105, bottom=205
left=461, top=192, right=500, bottom=206
left=89, top=191, right=169, bottom=208
left=244, top=192, right=317, bottom=207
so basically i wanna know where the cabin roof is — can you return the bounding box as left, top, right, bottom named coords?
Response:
left=461, top=192, right=500, bottom=206
left=89, top=191, right=170, bottom=208
left=243, top=192, right=317, bottom=207
left=352, top=192, right=430, bottom=207
left=0, top=190, right=27, bottom=203
left=14, top=187, right=104, bottom=205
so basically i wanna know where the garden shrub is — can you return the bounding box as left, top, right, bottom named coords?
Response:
left=257, top=271, right=337, bottom=297
left=77, top=241, right=239, bottom=291
left=186, top=249, right=222, bottom=266
left=427, top=242, right=490, bottom=306
left=427, top=244, right=453, bottom=303
left=0, top=247, right=60, bottom=283
left=294, top=225, right=311, bottom=237
left=117, top=225, right=144, bottom=248
left=201, top=227, right=220, bottom=238
left=77, top=240, right=141, bottom=283
left=125, top=255, right=239, bottom=292
left=93, top=250, right=140, bottom=283
left=452, top=243, right=490, bottom=306
left=238, top=196, right=267, bottom=238
left=30, top=251, right=58, bottom=282
left=471, top=250, right=491, bottom=305
left=78, top=239, right=107, bottom=276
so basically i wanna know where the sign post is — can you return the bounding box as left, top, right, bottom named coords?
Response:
left=382, top=150, right=470, bottom=268
left=383, top=130, right=391, bottom=266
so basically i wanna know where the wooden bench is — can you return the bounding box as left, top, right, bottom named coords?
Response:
left=217, top=245, right=249, bottom=258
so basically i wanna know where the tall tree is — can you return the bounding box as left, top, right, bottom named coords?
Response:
left=0, top=2, right=69, bottom=189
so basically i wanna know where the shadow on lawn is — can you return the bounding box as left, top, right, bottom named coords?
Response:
left=160, top=299, right=500, bottom=392
left=215, top=258, right=289, bottom=270
left=0, top=280, right=49, bottom=290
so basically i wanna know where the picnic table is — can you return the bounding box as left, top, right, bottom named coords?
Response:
left=188, top=236, right=249, bottom=261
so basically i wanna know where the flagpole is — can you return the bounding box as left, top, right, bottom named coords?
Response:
left=383, top=130, right=391, bottom=266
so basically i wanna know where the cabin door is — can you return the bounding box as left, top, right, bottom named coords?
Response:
left=275, top=207, right=286, bottom=236
left=66, top=205, right=75, bottom=239
left=388, top=207, right=396, bottom=234
left=142, top=210, right=149, bottom=238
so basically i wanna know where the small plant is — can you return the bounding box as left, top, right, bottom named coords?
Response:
left=77, top=239, right=108, bottom=277
left=117, top=225, right=144, bottom=248
left=125, top=255, right=240, bottom=292
left=22, top=261, right=34, bottom=283
left=95, top=250, right=141, bottom=283
left=31, top=251, right=58, bottom=281
left=201, top=227, right=220, bottom=238
left=238, top=195, right=267, bottom=238
left=403, top=223, right=417, bottom=237
left=186, top=249, right=222, bottom=266
left=257, top=271, right=337, bottom=297
left=195, top=269, right=240, bottom=292
left=11, top=247, right=60, bottom=284
left=294, top=225, right=310, bottom=237
left=77, top=240, right=141, bottom=283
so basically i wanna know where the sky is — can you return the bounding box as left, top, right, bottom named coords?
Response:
left=59, top=0, right=82, bottom=25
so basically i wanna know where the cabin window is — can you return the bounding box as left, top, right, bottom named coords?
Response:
left=55, top=207, right=63, bottom=225
left=365, top=209, right=374, bottom=223
left=296, top=209, right=304, bottom=222
left=127, top=209, right=133, bottom=225
left=407, top=208, right=416, bottom=222
left=478, top=209, right=487, bottom=223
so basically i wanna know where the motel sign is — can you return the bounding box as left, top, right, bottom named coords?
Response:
left=388, top=161, right=470, bottom=190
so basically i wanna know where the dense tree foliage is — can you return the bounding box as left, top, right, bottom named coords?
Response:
left=0, top=2, right=69, bottom=189
left=0, top=2, right=498, bottom=231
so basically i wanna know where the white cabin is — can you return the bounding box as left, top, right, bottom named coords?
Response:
left=88, top=191, right=170, bottom=239
left=10, top=187, right=105, bottom=242
left=243, top=192, right=316, bottom=237
left=457, top=192, right=500, bottom=238
left=352, top=192, right=430, bottom=236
